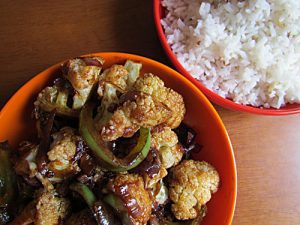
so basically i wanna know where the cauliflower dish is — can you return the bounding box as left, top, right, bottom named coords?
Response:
left=0, top=56, right=220, bottom=225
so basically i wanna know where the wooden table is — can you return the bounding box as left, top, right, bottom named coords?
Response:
left=1, top=1, right=300, bottom=224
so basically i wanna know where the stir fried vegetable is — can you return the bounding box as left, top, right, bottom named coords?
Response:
left=1, top=56, right=220, bottom=225
left=35, top=56, right=104, bottom=118
left=79, top=103, right=151, bottom=172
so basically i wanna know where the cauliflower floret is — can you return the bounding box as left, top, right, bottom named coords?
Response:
left=63, top=56, right=104, bottom=109
left=35, top=86, right=60, bottom=109
left=108, top=174, right=152, bottom=225
left=97, top=60, right=142, bottom=95
left=100, top=92, right=171, bottom=141
left=34, top=86, right=79, bottom=117
left=100, top=64, right=129, bottom=91
left=97, top=71, right=185, bottom=141
left=134, top=73, right=165, bottom=95
left=63, top=56, right=104, bottom=90
left=134, top=74, right=186, bottom=128
left=151, top=126, right=177, bottom=148
left=145, top=166, right=168, bottom=188
left=35, top=56, right=104, bottom=116
left=95, top=61, right=142, bottom=132
left=47, top=127, right=81, bottom=179
left=151, top=126, right=183, bottom=169
left=9, top=190, right=70, bottom=225
left=14, top=128, right=81, bottom=188
left=160, top=144, right=183, bottom=169
left=169, top=160, right=220, bottom=220
left=35, top=191, right=70, bottom=225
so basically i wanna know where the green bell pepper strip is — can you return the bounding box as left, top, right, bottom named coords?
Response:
left=70, top=182, right=121, bottom=225
left=0, top=141, right=17, bottom=207
left=79, top=103, right=151, bottom=172
left=70, top=182, right=96, bottom=207
left=103, top=194, right=134, bottom=225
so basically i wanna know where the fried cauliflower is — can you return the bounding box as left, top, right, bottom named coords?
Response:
left=144, top=166, right=168, bottom=189
left=95, top=61, right=143, bottom=137
left=134, top=74, right=185, bottom=128
left=13, top=128, right=81, bottom=188
left=108, top=174, right=152, bottom=225
left=47, top=127, right=81, bottom=179
left=99, top=64, right=129, bottom=91
left=62, top=56, right=104, bottom=109
left=97, top=60, right=142, bottom=95
left=151, top=126, right=183, bottom=169
left=98, top=74, right=186, bottom=141
left=35, top=56, right=104, bottom=117
left=100, top=92, right=171, bottom=141
left=35, top=191, right=70, bottom=225
left=169, top=160, right=220, bottom=220
left=34, top=85, right=79, bottom=117
left=11, top=190, right=71, bottom=225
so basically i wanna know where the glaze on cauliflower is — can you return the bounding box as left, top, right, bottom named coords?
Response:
left=34, top=85, right=79, bottom=117
left=169, top=160, right=220, bottom=220
left=108, top=174, right=152, bottom=225
left=97, top=60, right=142, bottom=95
left=151, top=126, right=183, bottom=169
left=98, top=73, right=186, bottom=141
left=99, top=64, right=129, bottom=91
left=62, top=56, right=104, bottom=109
left=100, top=92, right=171, bottom=141
left=134, top=74, right=185, bottom=128
left=35, top=56, right=104, bottom=117
left=47, top=127, right=81, bottom=179
left=35, top=191, right=70, bottom=225
left=95, top=61, right=143, bottom=137
left=144, top=166, right=168, bottom=189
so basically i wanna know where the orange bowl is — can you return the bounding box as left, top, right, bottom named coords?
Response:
left=153, top=0, right=300, bottom=115
left=0, top=52, right=236, bottom=225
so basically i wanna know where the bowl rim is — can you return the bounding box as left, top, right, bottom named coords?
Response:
left=153, top=0, right=300, bottom=115
left=0, top=52, right=237, bottom=224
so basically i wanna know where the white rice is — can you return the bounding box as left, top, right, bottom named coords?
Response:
left=161, top=0, right=300, bottom=108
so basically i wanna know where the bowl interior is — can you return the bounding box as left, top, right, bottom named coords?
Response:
left=0, top=52, right=236, bottom=225
left=153, top=0, right=300, bottom=115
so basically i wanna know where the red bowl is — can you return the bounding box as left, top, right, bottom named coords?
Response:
left=153, top=0, right=300, bottom=115
left=0, top=52, right=236, bottom=225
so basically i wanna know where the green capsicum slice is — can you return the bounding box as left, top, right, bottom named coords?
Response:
left=70, top=182, right=121, bottom=225
left=70, top=182, right=96, bottom=208
left=79, top=103, right=151, bottom=172
left=0, top=141, right=17, bottom=207
left=103, top=194, right=134, bottom=225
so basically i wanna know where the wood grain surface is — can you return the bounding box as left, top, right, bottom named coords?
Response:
left=1, top=1, right=300, bottom=224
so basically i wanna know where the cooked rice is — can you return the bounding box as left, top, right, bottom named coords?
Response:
left=161, top=0, right=300, bottom=108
